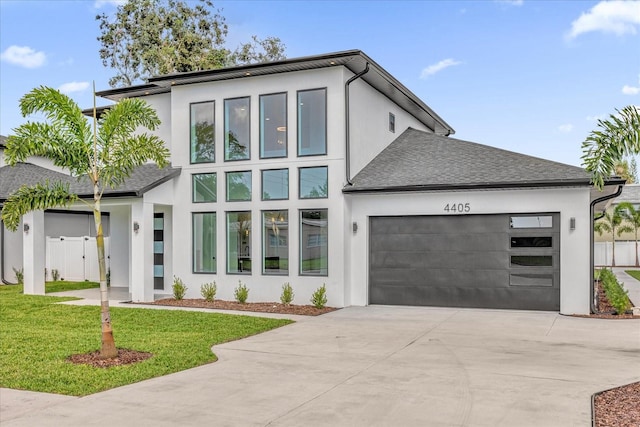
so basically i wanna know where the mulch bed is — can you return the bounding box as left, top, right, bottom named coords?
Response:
left=67, top=348, right=153, bottom=368
left=573, top=281, right=639, bottom=319
left=139, top=298, right=338, bottom=316
left=594, top=382, right=640, bottom=427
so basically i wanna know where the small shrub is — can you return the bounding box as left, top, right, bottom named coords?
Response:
left=200, top=281, right=217, bottom=302
left=172, top=276, right=188, bottom=300
left=600, top=268, right=632, bottom=314
left=234, top=280, right=249, bottom=303
left=12, top=267, right=24, bottom=285
left=51, top=269, right=60, bottom=281
left=310, top=284, right=327, bottom=309
left=280, top=282, right=294, bottom=305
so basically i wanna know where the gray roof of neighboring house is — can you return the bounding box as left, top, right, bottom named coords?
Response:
left=0, top=163, right=180, bottom=202
left=344, top=128, right=597, bottom=193
left=96, top=50, right=455, bottom=136
left=613, top=184, right=640, bottom=203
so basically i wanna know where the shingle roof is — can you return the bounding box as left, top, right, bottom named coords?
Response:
left=344, top=128, right=593, bottom=193
left=0, top=163, right=180, bottom=202
left=614, top=184, right=640, bottom=203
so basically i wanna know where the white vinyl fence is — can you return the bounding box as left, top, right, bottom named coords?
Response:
left=594, top=241, right=639, bottom=267
left=46, top=236, right=110, bottom=282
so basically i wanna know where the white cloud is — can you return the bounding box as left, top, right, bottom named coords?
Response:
left=622, top=74, right=640, bottom=95
left=0, top=45, right=46, bottom=68
left=94, top=0, right=126, bottom=8
left=586, top=114, right=606, bottom=121
left=58, top=81, right=90, bottom=94
left=420, top=59, right=462, bottom=79
left=558, top=124, right=574, bottom=133
left=496, top=0, right=524, bottom=6
left=567, top=0, right=640, bottom=39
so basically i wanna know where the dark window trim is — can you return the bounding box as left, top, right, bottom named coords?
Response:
left=298, top=166, right=329, bottom=199
left=223, top=96, right=251, bottom=162
left=299, top=208, right=329, bottom=277
left=191, top=172, right=217, bottom=204
left=226, top=210, right=252, bottom=275
left=261, top=209, right=289, bottom=276
left=389, top=112, right=395, bottom=133
left=192, top=211, right=217, bottom=274
left=261, top=168, right=289, bottom=201
left=297, top=87, right=328, bottom=158
left=259, top=92, right=288, bottom=159
left=189, top=100, right=216, bottom=165
left=225, top=170, right=252, bottom=202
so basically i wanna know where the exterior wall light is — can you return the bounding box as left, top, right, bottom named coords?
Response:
left=570, top=217, right=576, bottom=230
left=133, top=222, right=140, bottom=234
left=23, top=223, right=30, bottom=234
left=352, top=222, right=358, bottom=233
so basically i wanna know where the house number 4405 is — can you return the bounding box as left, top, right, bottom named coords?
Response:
left=444, top=203, right=470, bottom=213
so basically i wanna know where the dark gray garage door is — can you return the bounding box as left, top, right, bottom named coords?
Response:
left=369, top=214, right=560, bottom=311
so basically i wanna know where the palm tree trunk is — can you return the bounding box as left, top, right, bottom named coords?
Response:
left=636, top=229, right=639, bottom=267
left=612, top=239, right=616, bottom=267
left=94, top=198, right=117, bottom=359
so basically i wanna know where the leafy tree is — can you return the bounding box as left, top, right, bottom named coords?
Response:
left=1, top=86, right=169, bottom=359
left=614, top=158, right=637, bottom=183
left=594, top=204, right=628, bottom=267
left=617, top=201, right=640, bottom=267
left=582, top=105, right=640, bottom=190
left=97, top=0, right=286, bottom=87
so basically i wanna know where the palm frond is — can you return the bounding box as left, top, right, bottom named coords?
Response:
left=1, top=181, right=78, bottom=231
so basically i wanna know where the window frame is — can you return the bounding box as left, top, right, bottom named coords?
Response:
left=192, top=172, right=217, bottom=203
left=262, top=210, right=289, bottom=276
left=226, top=211, right=252, bottom=275
left=297, top=87, right=328, bottom=157
left=298, top=166, right=328, bottom=199
left=226, top=170, right=252, bottom=202
left=259, top=92, right=288, bottom=159
left=189, top=100, right=216, bottom=164
left=299, top=209, right=328, bottom=277
left=192, top=212, right=217, bottom=274
left=224, top=96, right=251, bottom=162
left=261, top=168, right=289, bottom=201
left=389, top=112, right=396, bottom=133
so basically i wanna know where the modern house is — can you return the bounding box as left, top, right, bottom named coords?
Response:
left=0, top=50, right=624, bottom=314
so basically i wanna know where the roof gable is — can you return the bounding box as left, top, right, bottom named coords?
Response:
left=344, top=128, right=592, bottom=193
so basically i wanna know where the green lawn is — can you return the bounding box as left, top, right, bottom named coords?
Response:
left=625, top=270, right=640, bottom=281
left=46, top=280, right=100, bottom=293
left=0, top=285, right=292, bottom=396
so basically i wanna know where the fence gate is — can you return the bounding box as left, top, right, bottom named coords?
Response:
left=46, top=236, right=110, bottom=282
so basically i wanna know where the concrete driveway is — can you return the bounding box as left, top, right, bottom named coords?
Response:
left=1, top=305, right=639, bottom=427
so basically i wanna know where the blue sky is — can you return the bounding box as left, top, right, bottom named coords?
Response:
left=1, top=0, right=638, bottom=167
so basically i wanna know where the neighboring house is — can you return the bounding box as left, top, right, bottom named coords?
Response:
left=594, top=183, right=640, bottom=266
left=2, top=50, right=624, bottom=314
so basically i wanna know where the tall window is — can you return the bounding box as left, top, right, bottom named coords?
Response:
left=300, top=209, right=328, bottom=276
left=260, top=93, right=287, bottom=158
left=190, top=101, right=215, bottom=163
left=192, top=173, right=216, bottom=203
left=193, top=212, right=216, bottom=273
left=262, top=169, right=289, bottom=200
left=263, top=210, right=288, bottom=275
left=227, top=211, right=251, bottom=274
left=298, top=88, right=326, bottom=156
left=299, top=166, right=328, bottom=199
left=224, top=97, right=250, bottom=161
left=226, top=171, right=252, bottom=201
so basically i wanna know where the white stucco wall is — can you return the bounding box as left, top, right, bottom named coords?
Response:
left=1, top=220, right=23, bottom=283
left=347, top=75, right=433, bottom=177
left=140, top=93, right=172, bottom=156
left=346, top=187, right=592, bottom=315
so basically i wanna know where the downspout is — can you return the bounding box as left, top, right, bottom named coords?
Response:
left=344, top=63, right=370, bottom=186
left=589, top=184, right=624, bottom=313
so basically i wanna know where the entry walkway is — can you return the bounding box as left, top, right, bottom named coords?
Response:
left=612, top=267, right=640, bottom=307
left=2, top=305, right=639, bottom=426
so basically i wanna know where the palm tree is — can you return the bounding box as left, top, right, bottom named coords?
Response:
left=617, top=201, right=640, bottom=267
left=1, top=85, right=169, bottom=359
left=594, top=204, right=628, bottom=267
left=582, top=105, right=640, bottom=190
